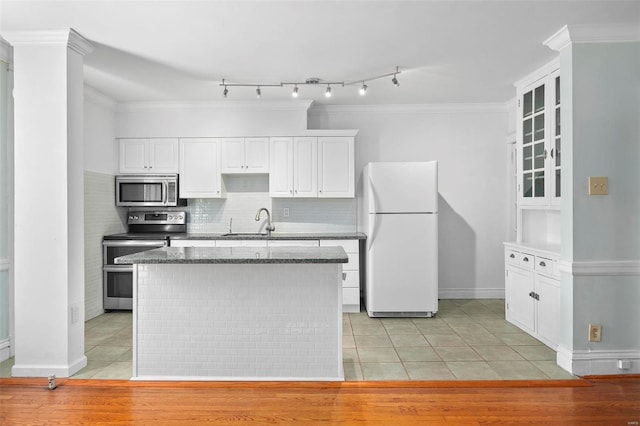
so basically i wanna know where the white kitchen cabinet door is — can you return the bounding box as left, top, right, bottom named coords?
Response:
left=179, top=138, right=223, bottom=198
left=119, top=139, right=148, bottom=173
left=505, top=265, right=536, bottom=335
left=220, top=138, right=245, bottom=173
left=293, top=137, right=317, bottom=197
left=120, top=138, right=178, bottom=174
left=318, top=137, right=354, bottom=198
left=536, top=274, right=560, bottom=348
left=244, top=137, right=269, bottom=173
left=269, top=137, right=294, bottom=197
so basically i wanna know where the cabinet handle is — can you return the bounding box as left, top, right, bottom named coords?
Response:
left=550, top=148, right=555, bottom=159
left=289, top=190, right=293, bottom=194
left=509, top=254, right=515, bottom=259
left=342, top=272, right=347, bottom=280
left=539, top=261, right=546, bottom=267
left=534, top=293, right=540, bottom=301
left=295, top=190, right=298, bottom=194
left=543, top=149, right=548, bottom=159
left=523, top=257, right=529, bottom=263
left=529, top=291, right=535, bottom=298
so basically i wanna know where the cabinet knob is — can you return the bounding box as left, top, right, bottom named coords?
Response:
left=509, top=254, right=515, bottom=259
left=523, top=257, right=529, bottom=263
left=539, top=261, right=546, bottom=267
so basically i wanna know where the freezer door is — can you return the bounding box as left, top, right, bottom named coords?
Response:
left=366, top=162, right=437, bottom=213
left=366, top=213, right=438, bottom=314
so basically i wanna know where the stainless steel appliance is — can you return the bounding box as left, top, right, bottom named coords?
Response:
left=102, top=210, right=187, bottom=311
left=115, top=174, right=186, bottom=207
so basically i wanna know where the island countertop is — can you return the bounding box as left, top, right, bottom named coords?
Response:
left=115, top=246, right=349, bottom=265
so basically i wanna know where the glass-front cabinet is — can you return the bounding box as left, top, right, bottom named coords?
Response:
left=517, top=67, right=561, bottom=207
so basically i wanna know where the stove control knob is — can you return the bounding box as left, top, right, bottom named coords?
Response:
left=133, top=215, right=139, bottom=220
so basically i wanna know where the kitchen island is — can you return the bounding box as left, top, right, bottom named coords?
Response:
left=116, top=246, right=348, bottom=381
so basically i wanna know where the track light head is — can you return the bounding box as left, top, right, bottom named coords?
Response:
left=359, top=82, right=368, bottom=96
left=292, top=85, right=299, bottom=98
left=256, top=87, right=261, bottom=99
left=392, top=75, right=399, bottom=87
left=325, top=85, right=332, bottom=98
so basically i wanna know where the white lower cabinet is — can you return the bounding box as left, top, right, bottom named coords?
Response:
left=504, top=245, right=560, bottom=349
left=320, top=239, right=361, bottom=313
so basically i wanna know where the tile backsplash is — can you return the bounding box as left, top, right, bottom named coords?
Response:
left=173, top=175, right=357, bottom=234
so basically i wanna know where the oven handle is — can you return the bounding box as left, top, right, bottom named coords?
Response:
left=103, top=265, right=133, bottom=272
left=103, top=240, right=167, bottom=247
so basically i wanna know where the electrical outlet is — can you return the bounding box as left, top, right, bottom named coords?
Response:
left=283, top=208, right=289, bottom=217
left=588, top=324, right=602, bottom=342
left=588, top=177, right=608, bottom=195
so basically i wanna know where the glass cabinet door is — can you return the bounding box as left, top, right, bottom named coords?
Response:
left=521, top=82, right=546, bottom=200
left=551, top=73, right=561, bottom=204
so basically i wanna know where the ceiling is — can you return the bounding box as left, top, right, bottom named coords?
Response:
left=1, top=1, right=639, bottom=105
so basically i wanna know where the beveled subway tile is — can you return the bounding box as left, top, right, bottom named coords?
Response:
left=404, top=362, right=455, bottom=380
left=446, top=361, right=501, bottom=380
left=488, top=360, right=549, bottom=380
left=396, top=346, right=441, bottom=362
left=357, top=347, right=400, bottom=363
left=361, top=362, right=408, bottom=380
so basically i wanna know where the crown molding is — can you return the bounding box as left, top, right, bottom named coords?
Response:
left=84, top=85, right=117, bottom=111
left=116, top=100, right=314, bottom=113
left=513, top=58, right=560, bottom=89
left=0, top=29, right=94, bottom=56
left=545, top=24, right=640, bottom=52
left=309, top=103, right=508, bottom=115
left=0, top=37, right=11, bottom=64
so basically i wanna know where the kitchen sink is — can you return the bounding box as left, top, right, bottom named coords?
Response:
left=221, top=232, right=268, bottom=237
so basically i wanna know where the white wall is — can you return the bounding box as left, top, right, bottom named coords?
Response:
left=83, top=86, right=126, bottom=320
left=309, top=104, right=509, bottom=298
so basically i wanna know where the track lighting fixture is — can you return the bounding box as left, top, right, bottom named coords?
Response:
left=219, top=66, right=402, bottom=99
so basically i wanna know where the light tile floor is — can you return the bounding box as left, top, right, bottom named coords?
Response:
left=0, top=299, right=576, bottom=381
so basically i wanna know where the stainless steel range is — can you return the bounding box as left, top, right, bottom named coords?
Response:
left=102, top=210, right=187, bottom=311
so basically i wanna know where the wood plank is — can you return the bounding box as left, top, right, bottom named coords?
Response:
left=1, top=377, right=639, bottom=424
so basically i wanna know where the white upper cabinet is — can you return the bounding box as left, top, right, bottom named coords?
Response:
left=516, top=65, right=561, bottom=207
left=269, top=137, right=317, bottom=197
left=318, top=136, right=355, bottom=198
left=119, top=138, right=179, bottom=174
left=220, top=137, right=269, bottom=174
left=179, top=138, right=223, bottom=198
left=293, top=137, right=318, bottom=197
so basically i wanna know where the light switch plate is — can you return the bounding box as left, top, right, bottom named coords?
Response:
left=588, top=177, right=608, bottom=195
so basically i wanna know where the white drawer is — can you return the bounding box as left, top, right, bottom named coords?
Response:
left=342, top=288, right=360, bottom=305
left=216, top=240, right=267, bottom=247
left=344, top=253, right=359, bottom=271
left=320, top=239, right=359, bottom=253
left=267, top=240, right=319, bottom=247
left=342, top=270, right=359, bottom=288
left=505, top=249, right=519, bottom=265
left=535, top=256, right=554, bottom=276
left=519, top=252, right=535, bottom=270
left=171, top=240, right=216, bottom=248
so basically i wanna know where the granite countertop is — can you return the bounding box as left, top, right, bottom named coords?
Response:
left=104, top=232, right=366, bottom=241
left=115, top=246, right=349, bottom=264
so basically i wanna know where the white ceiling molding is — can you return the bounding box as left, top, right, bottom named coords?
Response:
left=309, top=103, right=508, bottom=115
left=513, top=58, right=560, bottom=90
left=84, top=85, right=117, bottom=111
left=0, top=29, right=94, bottom=56
left=116, top=100, right=314, bottom=113
left=544, top=23, right=640, bottom=51
left=0, top=37, right=11, bottom=64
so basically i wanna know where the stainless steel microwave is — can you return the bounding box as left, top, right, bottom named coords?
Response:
left=115, top=174, right=186, bottom=207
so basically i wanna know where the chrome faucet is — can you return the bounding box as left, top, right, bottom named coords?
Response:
left=255, top=207, right=275, bottom=236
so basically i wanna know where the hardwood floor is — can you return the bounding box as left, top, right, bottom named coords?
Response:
left=1, top=376, right=639, bottom=425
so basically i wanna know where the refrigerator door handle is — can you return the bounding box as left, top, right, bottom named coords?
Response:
left=368, top=176, right=379, bottom=251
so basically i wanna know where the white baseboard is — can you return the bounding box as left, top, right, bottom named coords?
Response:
left=0, top=338, right=10, bottom=362
left=438, top=288, right=505, bottom=299
left=557, top=345, right=640, bottom=376
left=11, top=355, right=88, bottom=378
left=131, top=375, right=345, bottom=382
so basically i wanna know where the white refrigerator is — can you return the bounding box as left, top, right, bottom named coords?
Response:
left=361, top=161, right=438, bottom=317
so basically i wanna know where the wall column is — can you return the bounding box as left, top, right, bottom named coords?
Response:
left=3, top=29, right=93, bottom=377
